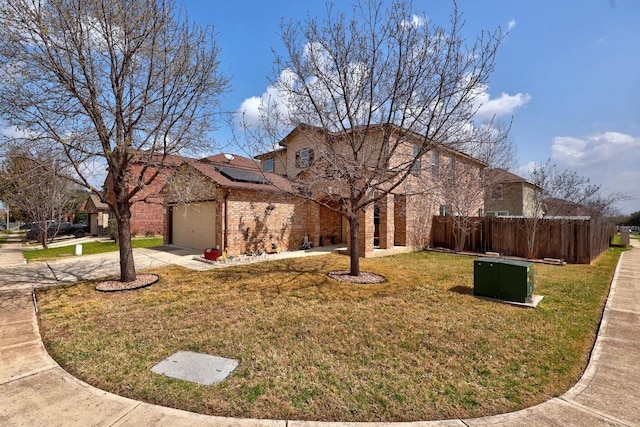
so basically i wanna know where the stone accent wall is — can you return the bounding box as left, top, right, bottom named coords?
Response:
left=405, top=192, right=440, bottom=249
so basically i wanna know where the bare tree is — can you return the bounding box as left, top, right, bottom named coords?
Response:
left=0, top=0, right=229, bottom=281
left=465, top=118, right=517, bottom=171
left=524, top=159, right=628, bottom=258
left=435, top=156, right=486, bottom=252
left=0, top=145, right=81, bottom=248
left=435, top=119, right=515, bottom=252
left=242, top=0, right=504, bottom=276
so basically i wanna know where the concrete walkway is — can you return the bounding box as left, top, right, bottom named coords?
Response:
left=1, top=234, right=639, bottom=426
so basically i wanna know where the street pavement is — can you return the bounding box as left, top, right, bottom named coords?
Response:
left=1, top=233, right=639, bottom=426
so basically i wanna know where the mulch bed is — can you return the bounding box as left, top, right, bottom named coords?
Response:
left=327, top=270, right=386, bottom=284
left=95, top=274, right=159, bottom=292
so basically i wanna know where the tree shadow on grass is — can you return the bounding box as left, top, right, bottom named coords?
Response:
left=213, top=258, right=394, bottom=299
left=449, top=285, right=473, bottom=295
left=213, top=258, right=334, bottom=294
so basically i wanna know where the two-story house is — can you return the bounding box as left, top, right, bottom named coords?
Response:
left=101, top=124, right=486, bottom=257
left=484, top=168, right=543, bottom=217
left=253, top=124, right=486, bottom=256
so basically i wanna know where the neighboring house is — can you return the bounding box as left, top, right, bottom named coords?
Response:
left=83, top=194, right=110, bottom=236
left=104, top=153, right=192, bottom=237
left=253, top=124, right=486, bottom=256
left=484, top=168, right=543, bottom=217
left=543, top=197, right=590, bottom=217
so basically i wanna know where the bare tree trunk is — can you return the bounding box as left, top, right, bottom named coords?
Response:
left=349, top=214, right=360, bottom=276
left=455, top=222, right=465, bottom=252
left=39, top=231, right=48, bottom=249
left=115, top=204, right=137, bottom=283
left=525, top=218, right=537, bottom=260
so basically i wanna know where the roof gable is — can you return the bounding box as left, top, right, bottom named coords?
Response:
left=186, top=160, right=293, bottom=193
left=486, top=168, right=540, bottom=188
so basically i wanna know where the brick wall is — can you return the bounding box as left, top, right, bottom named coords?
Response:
left=224, top=190, right=310, bottom=256
left=106, top=162, right=178, bottom=237
left=128, top=164, right=174, bottom=236
left=318, top=201, right=342, bottom=245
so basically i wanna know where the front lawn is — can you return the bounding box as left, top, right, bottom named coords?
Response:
left=36, top=249, right=621, bottom=422
left=24, top=237, right=164, bottom=262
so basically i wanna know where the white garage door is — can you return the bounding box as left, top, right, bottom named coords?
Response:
left=172, top=202, right=216, bottom=250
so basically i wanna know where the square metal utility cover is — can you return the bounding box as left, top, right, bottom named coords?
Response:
left=151, top=351, right=239, bottom=385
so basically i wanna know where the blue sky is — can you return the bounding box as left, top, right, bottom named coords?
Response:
left=182, top=0, right=640, bottom=214
left=0, top=1, right=637, bottom=215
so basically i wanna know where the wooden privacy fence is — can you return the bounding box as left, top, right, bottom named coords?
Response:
left=431, top=216, right=616, bottom=264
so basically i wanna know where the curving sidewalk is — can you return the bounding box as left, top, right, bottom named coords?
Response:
left=1, top=234, right=639, bottom=426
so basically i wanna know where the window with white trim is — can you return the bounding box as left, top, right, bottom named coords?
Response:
left=487, top=210, right=509, bottom=217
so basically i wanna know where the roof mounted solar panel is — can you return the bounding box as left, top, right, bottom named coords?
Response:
left=216, top=166, right=270, bottom=184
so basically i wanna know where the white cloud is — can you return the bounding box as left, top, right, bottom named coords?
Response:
left=551, top=131, right=640, bottom=214
left=516, top=161, right=539, bottom=177
left=236, top=69, right=295, bottom=128
left=237, top=96, right=263, bottom=127
left=552, top=131, right=639, bottom=168
left=474, top=85, right=531, bottom=120
left=1, top=125, right=34, bottom=139
left=240, top=74, right=531, bottom=132
left=550, top=136, right=588, bottom=164
left=402, top=15, right=426, bottom=29
left=236, top=46, right=374, bottom=131
left=594, top=37, right=606, bottom=47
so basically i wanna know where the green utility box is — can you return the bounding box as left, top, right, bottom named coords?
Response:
left=474, top=258, right=534, bottom=303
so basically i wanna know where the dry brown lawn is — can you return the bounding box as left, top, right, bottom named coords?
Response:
left=36, top=249, right=621, bottom=422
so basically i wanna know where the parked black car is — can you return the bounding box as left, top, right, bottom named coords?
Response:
left=25, top=221, right=89, bottom=240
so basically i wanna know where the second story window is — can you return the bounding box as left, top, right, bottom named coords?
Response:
left=431, top=152, right=439, bottom=178
left=263, top=158, right=275, bottom=173
left=448, top=157, right=456, bottom=180
left=296, top=148, right=314, bottom=168
left=491, top=184, right=504, bottom=200
left=411, top=144, right=421, bottom=174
